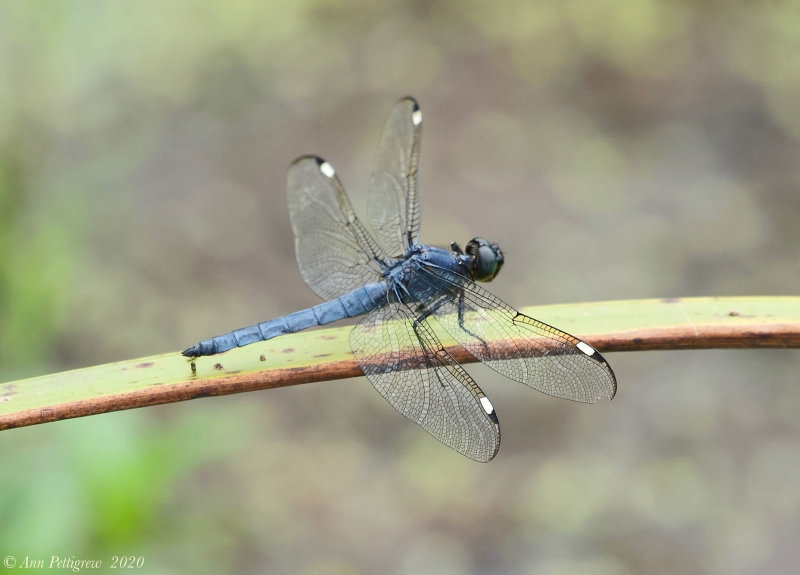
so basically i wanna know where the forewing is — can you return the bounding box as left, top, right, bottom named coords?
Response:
left=287, top=156, right=384, bottom=300
left=418, top=267, right=617, bottom=403
left=350, top=303, right=500, bottom=462
left=367, top=97, right=422, bottom=258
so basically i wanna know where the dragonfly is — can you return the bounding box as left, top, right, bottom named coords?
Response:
left=183, top=97, right=616, bottom=462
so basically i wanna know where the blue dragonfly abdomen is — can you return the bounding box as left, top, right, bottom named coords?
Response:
left=183, top=282, right=389, bottom=357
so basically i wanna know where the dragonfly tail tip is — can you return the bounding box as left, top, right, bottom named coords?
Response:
left=182, top=346, right=199, bottom=358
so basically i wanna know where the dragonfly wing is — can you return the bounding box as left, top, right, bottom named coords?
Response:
left=418, top=267, right=617, bottom=403
left=367, top=97, right=422, bottom=258
left=350, top=302, right=501, bottom=462
left=287, top=156, right=385, bottom=300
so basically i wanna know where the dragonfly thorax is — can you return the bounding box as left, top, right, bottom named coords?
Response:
left=382, top=244, right=455, bottom=303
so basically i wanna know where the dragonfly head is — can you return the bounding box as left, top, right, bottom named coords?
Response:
left=465, top=237, right=504, bottom=282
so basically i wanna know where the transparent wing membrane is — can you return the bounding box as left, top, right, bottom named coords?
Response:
left=350, top=302, right=501, bottom=462
left=367, top=97, right=423, bottom=257
left=417, top=265, right=616, bottom=403
left=287, top=156, right=384, bottom=300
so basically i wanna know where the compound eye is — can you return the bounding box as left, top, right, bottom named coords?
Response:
left=474, top=245, right=499, bottom=281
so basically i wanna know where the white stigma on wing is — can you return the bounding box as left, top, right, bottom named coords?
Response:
left=320, top=161, right=335, bottom=178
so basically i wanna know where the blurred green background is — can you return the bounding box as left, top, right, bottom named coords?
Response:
left=2, top=1, right=800, bottom=573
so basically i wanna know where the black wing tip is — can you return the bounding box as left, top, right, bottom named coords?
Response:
left=595, top=352, right=617, bottom=401
left=573, top=340, right=617, bottom=401
left=398, top=95, right=420, bottom=110
left=290, top=154, right=326, bottom=167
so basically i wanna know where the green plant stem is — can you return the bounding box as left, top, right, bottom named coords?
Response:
left=1, top=296, right=799, bottom=431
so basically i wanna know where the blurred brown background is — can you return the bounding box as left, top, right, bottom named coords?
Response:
left=1, top=1, right=799, bottom=573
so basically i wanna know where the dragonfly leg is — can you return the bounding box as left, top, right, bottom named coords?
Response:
left=456, top=291, right=491, bottom=355
left=411, top=300, right=452, bottom=389
left=413, top=293, right=487, bottom=351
